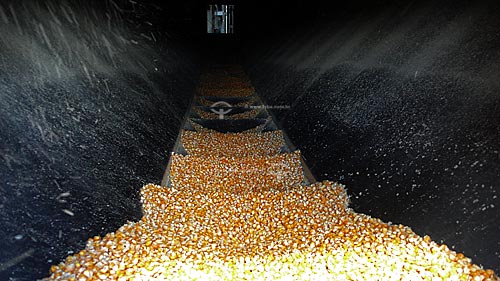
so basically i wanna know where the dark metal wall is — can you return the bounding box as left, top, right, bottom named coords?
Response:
left=0, top=1, right=198, bottom=279
left=245, top=0, right=500, bottom=272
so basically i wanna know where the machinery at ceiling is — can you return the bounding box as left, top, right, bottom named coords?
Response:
left=207, top=4, right=234, bottom=33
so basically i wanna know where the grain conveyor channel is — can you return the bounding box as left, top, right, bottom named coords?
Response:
left=46, top=65, right=498, bottom=280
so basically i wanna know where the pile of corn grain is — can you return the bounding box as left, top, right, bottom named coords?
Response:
left=180, top=130, right=284, bottom=157
left=45, top=66, right=498, bottom=280
left=198, top=87, right=255, bottom=97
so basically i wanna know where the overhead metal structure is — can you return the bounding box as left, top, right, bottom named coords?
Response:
left=207, top=4, right=234, bottom=34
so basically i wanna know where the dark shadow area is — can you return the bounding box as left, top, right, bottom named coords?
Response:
left=243, top=0, right=500, bottom=273
left=0, top=0, right=199, bottom=279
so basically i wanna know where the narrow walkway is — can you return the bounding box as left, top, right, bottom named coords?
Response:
left=46, top=66, right=498, bottom=280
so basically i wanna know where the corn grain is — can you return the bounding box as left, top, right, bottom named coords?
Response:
left=181, top=130, right=284, bottom=157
